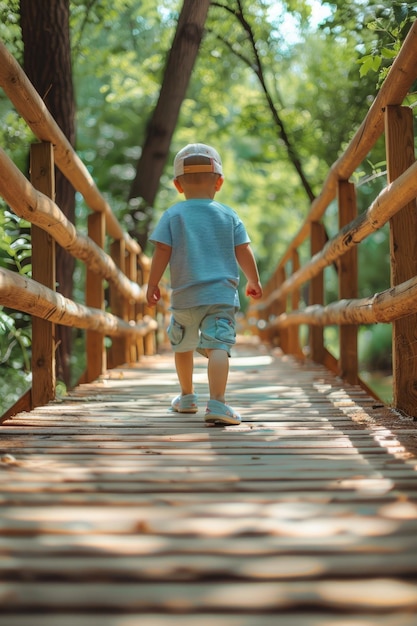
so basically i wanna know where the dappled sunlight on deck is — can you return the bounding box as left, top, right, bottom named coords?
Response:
left=1, top=342, right=417, bottom=622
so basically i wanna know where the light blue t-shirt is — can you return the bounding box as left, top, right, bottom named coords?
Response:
left=149, top=198, right=250, bottom=309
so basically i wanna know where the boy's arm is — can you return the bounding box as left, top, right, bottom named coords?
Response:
left=146, top=242, right=172, bottom=306
left=235, top=243, right=263, bottom=299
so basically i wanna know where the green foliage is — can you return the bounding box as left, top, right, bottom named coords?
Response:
left=335, top=1, right=417, bottom=85
left=359, top=324, right=392, bottom=371
left=0, top=205, right=33, bottom=413
left=0, top=306, right=32, bottom=415
left=0, top=365, right=32, bottom=415
left=72, top=0, right=179, bottom=207
left=68, top=0, right=401, bottom=287
left=0, top=206, right=32, bottom=274
left=0, top=309, right=31, bottom=370
left=0, top=0, right=405, bottom=413
left=0, top=0, right=22, bottom=59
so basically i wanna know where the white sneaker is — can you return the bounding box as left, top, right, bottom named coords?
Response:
left=205, top=400, right=241, bottom=425
left=171, top=393, right=198, bottom=414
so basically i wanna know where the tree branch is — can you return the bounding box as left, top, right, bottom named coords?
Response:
left=213, top=0, right=316, bottom=202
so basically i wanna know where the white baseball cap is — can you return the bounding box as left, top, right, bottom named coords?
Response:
left=173, top=143, right=223, bottom=178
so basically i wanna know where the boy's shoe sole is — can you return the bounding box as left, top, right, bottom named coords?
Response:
left=171, top=394, right=198, bottom=414
left=204, top=400, right=241, bottom=425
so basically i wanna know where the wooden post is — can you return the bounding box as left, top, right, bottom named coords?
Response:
left=126, top=250, right=138, bottom=364
left=141, top=263, right=156, bottom=356
left=264, top=268, right=284, bottom=347
left=385, top=105, right=417, bottom=416
left=108, top=239, right=129, bottom=367
left=134, top=262, right=145, bottom=358
left=85, top=211, right=106, bottom=382
left=30, top=142, right=56, bottom=407
left=275, top=267, right=289, bottom=352
left=309, top=221, right=326, bottom=363
left=338, top=180, right=358, bottom=384
left=287, top=249, right=303, bottom=357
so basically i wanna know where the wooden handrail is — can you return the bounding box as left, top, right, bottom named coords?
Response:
left=253, top=22, right=417, bottom=418
left=261, top=158, right=417, bottom=306
left=0, top=146, right=143, bottom=303
left=278, top=21, right=417, bottom=269
left=0, top=267, right=156, bottom=336
left=0, top=41, right=159, bottom=418
left=271, top=273, right=417, bottom=327
left=0, top=39, right=148, bottom=265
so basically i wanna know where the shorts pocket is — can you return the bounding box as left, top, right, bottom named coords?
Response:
left=215, top=317, right=235, bottom=344
left=167, top=318, right=185, bottom=346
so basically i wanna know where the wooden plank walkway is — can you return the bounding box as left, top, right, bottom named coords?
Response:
left=1, top=340, right=417, bottom=625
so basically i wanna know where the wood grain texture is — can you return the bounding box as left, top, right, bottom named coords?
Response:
left=1, top=341, right=417, bottom=622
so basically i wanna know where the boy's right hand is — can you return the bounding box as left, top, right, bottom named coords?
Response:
left=146, top=284, right=161, bottom=306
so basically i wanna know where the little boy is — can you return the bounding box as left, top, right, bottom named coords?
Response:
left=146, top=143, right=263, bottom=425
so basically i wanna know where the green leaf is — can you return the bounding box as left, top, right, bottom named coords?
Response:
left=359, top=54, right=381, bottom=77
left=381, top=47, right=397, bottom=59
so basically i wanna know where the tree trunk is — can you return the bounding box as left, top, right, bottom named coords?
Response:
left=128, top=0, right=211, bottom=248
left=20, top=0, right=76, bottom=386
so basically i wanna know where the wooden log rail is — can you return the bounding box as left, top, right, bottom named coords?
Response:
left=0, top=40, right=160, bottom=419
left=250, top=22, right=417, bottom=418
left=0, top=41, right=140, bottom=254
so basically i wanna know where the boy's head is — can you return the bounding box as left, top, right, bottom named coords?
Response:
left=173, top=143, right=224, bottom=198
left=174, top=143, right=223, bottom=179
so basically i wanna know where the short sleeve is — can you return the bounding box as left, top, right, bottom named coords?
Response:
left=149, top=212, right=172, bottom=247
left=234, top=217, right=251, bottom=247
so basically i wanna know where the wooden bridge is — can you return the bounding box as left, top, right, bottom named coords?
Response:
left=1, top=339, right=417, bottom=624
left=1, top=18, right=417, bottom=625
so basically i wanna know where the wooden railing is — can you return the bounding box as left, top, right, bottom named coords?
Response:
left=251, top=23, right=417, bottom=418
left=0, top=40, right=160, bottom=419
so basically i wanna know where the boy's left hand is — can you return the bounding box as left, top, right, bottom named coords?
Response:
left=146, top=284, right=161, bottom=306
left=246, top=281, right=263, bottom=299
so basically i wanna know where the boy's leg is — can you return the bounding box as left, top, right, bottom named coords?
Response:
left=174, top=350, right=194, bottom=395
left=207, top=348, right=229, bottom=403
left=205, top=348, right=240, bottom=424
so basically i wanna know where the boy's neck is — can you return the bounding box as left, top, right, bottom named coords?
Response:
left=183, top=190, right=216, bottom=200
left=179, top=180, right=219, bottom=200
left=174, top=173, right=223, bottom=200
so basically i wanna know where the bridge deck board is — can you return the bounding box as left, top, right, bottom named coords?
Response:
left=1, top=342, right=417, bottom=623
